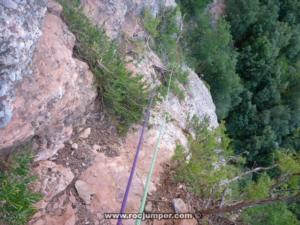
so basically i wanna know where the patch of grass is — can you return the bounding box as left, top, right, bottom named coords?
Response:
left=0, top=150, right=41, bottom=225
left=59, top=0, right=148, bottom=134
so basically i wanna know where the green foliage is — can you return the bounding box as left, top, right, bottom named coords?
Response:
left=179, top=6, right=243, bottom=119
left=176, top=0, right=300, bottom=221
left=278, top=0, right=300, bottom=25
left=173, top=117, right=300, bottom=212
left=176, top=0, right=212, bottom=19
left=59, top=0, right=148, bottom=134
left=178, top=0, right=300, bottom=169
left=142, top=7, right=189, bottom=100
left=225, top=0, right=300, bottom=167
left=0, top=151, right=41, bottom=225
left=154, top=7, right=182, bottom=63
left=225, top=0, right=261, bottom=42
left=240, top=202, right=300, bottom=225
left=277, top=150, right=300, bottom=175
left=290, top=202, right=300, bottom=221
left=142, top=9, right=160, bottom=38
left=173, top=117, right=240, bottom=197
left=242, top=173, right=273, bottom=200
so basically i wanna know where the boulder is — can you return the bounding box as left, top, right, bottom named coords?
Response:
left=33, top=160, right=74, bottom=203
left=0, top=0, right=47, bottom=128
left=172, top=198, right=188, bottom=213
left=0, top=0, right=96, bottom=159
left=75, top=180, right=94, bottom=205
left=79, top=128, right=91, bottom=139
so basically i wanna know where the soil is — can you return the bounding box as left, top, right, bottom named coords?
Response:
left=148, top=162, right=238, bottom=225
left=52, top=103, right=122, bottom=225
left=146, top=163, right=194, bottom=225
left=54, top=103, right=121, bottom=175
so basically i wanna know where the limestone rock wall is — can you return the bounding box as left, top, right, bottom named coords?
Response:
left=0, top=1, right=96, bottom=158
left=0, top=0, right=47, bottom=128
left=81, top=0, right=176, bottom=39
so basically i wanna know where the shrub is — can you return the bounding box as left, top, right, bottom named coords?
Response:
left=0, top=151, right=41, bottom=225
left=176, top=0, right=212, bottom=19
left=59, top=0, right=148, bottom=134
left=181, top=11, right=243, bottom=119
left=240, top=203, right=300, bottom=225
left=225, top=0, right=300, bottom=168
left=142, top=7, right=189, bottom=100
left=173, top=117, right=300, bottom=223
left=173, top=117, right=239, bottom=197
left=142, top=9, right=160, bottom=38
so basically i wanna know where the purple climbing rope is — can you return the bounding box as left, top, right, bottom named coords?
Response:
left=117, top=94, right=154, bottom=225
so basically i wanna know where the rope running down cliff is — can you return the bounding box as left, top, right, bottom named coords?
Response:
left=117, top=71, right=173, bottom=225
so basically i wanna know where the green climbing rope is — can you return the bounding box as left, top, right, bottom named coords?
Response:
left=135, top=71, right=173, bottom=225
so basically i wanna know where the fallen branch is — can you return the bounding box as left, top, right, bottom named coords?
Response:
left=198, top=193, right=300, bottom=216
left=220, top=165, right=277, bottom=187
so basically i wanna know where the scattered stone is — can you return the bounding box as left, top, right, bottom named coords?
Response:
left=71, top=143, right=78, bottom=150
left=178, top=184, right=186, bottom=190
left=49, top=154, right=58, bottom=160
left=179, top=218, right=198, bottom=225
left=80, top=128, right=91, bottom=139
left=75, top=180, right=94, bottom=205
left=69, top=193, right=77, bottom=205
left=92, top=144, right=101, bottom=152
left=2, top=0, right=18, bottom=10
left=30, top=202, right=76, bottom=225
left=33, top=161, right=74, bottom=201
left=172, top=198, right=188, bottom=213
left=145, top=201, right=152, bottom=212
left=153, top=220, right=167, bottom=225
left=74, top=169, right=79, bottom=175
left=149, top=181, right=157, bottom=194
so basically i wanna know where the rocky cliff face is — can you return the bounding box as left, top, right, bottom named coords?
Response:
left=0, top=0, right=96, bottom=158
left=1, top=0, right=218, bottom=224
left=0, top=0, right=46, bottom=128
left=80, top=0, right=176, bottom=39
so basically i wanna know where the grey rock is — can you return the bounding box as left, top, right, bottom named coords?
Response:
left=80, top=128, right=91, bottom=139
left=92, top=144, right=101, bottom=152
left=1, top=0, right=18, bottom=10
left=75, top=180, right=94, bottom=205
left=71, top=143, right=78, bottom=150
left=145, top=201, right=152, bottom=212
left=0, top=0, right=47, bottom=128
left=0, top=101, right=12, bottom=128
left=172, top=198, right=188, bottom=213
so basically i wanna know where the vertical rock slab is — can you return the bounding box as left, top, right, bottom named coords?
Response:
left=0, top=1, right=96, bottom=158
left=0, top=0, right=47, bottom=128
